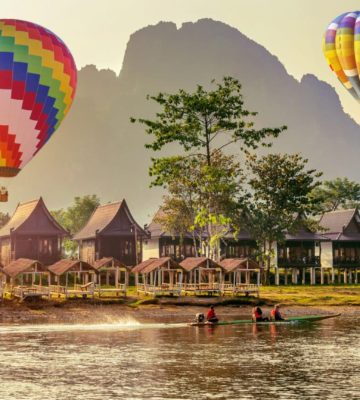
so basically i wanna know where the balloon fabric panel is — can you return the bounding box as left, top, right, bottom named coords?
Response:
left=0, top=19, right=77, bottom=177
left=323, top=11, right=360, bottom=101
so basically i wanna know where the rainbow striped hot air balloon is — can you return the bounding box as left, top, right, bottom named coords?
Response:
left=0, top=19, right=76, bottom=183
left=323, top=12, right=360, bottom=101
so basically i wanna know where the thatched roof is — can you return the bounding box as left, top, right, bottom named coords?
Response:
left=179, top=257, right=222, bottom=272
left=318, top=209, right=360, bottom=240
left=132, top=257, right=182, bottom=274
left=2, top=258, right=45, bottom=278
left=47, top=259, right=97, bottom=275
left=93, top=257, right=128, bottom=270
left=73, top=199, right=146, bottom=240
left=219, top=258, right=262, bottom=272
left=0, top=198, right=68, bottom=238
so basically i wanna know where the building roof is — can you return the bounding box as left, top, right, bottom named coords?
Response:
left=2, top=258, right=45, bottom=278
left=47, top=259, right=97, bottom=275
left=219, top=258, right=262, bottom=271
left=93, top=257, right=128, bottom=270
left=179, top=257, right=223, bottom=272
left=319, top=209, right=357, bottom=234
left=132, top=258, right=157, bottom=274
left=0, top=198, right=68, bottom=238
left=73, top=200, right=146, bottom=241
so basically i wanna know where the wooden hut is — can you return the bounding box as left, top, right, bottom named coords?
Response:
left=93, top=257, right=129, bottom=297
left=132, top=257, right=185, bottom=296
left=47, top=259, right=97, bottom=299
left=73, top=200, right=147, bottom=266
left=318, top=208, right=360, bottom=284
left=143, top=210, right=258, bottom=262
left=0, top=198, right=68, bottom=267
left=2, top=258, right=50, bottom=300
left=275, top=213, right=329, bottom=285
left=219, top=258, right=261, bottom=297
left=179, top=257, right=225, bottom=295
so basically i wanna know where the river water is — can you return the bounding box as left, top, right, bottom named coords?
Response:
left=0, top=314, right=358, bottom=400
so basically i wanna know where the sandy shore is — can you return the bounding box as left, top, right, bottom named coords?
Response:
left=0, top=298, right=358, bottom=325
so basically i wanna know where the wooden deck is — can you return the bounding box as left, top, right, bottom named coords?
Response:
left=221, top=283, right=260, bottom=297
left=49, top=282, right=95, bottom=299
left=182, top=283, right=222, bottom=296
left=11, top=285, right=51, bottom=301
left=137, top=283, right=182, bottom=296
left=96, top=284, right=127, bottom=297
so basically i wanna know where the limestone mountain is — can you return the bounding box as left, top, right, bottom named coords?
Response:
left=7, top=19, right=360, bottom=224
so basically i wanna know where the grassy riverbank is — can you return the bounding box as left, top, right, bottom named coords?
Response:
left=0, top=285, right=358, bottom=325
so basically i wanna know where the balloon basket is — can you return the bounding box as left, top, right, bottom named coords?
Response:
left=0, top=186, right=8, bottom=202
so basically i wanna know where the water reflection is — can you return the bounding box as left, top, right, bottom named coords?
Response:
left=0, top=316, right=358, bottom=399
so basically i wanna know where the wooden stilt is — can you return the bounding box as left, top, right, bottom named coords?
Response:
left=320, top=268, right=324, bottom=285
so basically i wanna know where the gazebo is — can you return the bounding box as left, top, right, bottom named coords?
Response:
left=47, top=259, right=98, bottom=299
left=132, top=257, right=185, bottom=296
left=219, top=258, right=262, bottom=297
left=179, top=257, right=225, bottom=296
left=2, top=258, right=50, bottom=300
left=93, top=257, right=130, bottom=297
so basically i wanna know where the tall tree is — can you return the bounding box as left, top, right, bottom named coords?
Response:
left=242, top=153, right=322, bottom=282
left=310, top=177, right=360, bottom=212
left=0, top=212, right=10, bottom=229
left=132, top=77, right=286, bottom=259
left=51, top=195, right=100, bottom=256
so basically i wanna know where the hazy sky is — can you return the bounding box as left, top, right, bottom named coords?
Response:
left=2, top=0, right=360, bottom=120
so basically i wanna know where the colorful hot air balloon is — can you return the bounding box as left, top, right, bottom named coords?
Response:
left=0, top=19, right=76, bottom=194
left=323, top=12, right=360, bottom=101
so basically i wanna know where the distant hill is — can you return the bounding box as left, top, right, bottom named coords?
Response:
left=7, top=19, right=360, bottom=224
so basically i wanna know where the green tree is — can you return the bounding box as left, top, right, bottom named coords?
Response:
left=310, top=177, right=360, bottom=212
left=51, top=195, right=100, bottom=257
left=0, top=212, right=10, bottom=229
left=132, top=77, right=286, bottom=259
left=242, top=153, right=322, bottom=282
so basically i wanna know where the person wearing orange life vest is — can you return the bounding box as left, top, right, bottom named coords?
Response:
left=270, top=304, right=285, bottom=321
left=206, top=305, right=219, bottom=323
left=252, top=306, right=269, bottom=322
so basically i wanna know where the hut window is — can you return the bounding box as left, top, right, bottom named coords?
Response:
left=39, top=239, right=53, bottom=255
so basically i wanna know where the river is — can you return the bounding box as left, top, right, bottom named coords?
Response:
left=0, top=314, right=358, bottom=399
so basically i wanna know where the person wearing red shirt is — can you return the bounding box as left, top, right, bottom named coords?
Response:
left=206, top=305, right=218, bottom=323
left=252, top=306, right=269, bottom=322
left=270, top=304, right=285, bottom=321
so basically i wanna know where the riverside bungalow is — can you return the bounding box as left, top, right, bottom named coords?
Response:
left=47, top=259, right=98, bottom=298
left=2, top=258, right=50, bottom=300
left=93, top=257, right=129, bottom=297
left=319, top=208, right=360, bottom=284
left=73, top=200, right=147, bottom=267
left=275, top=220, right=329, bottom=285
left=179, top=257, right=225, bottom=295
left=219, top=258, right=261, bottom=296
left=132, top=257, right=185, bottom=296
left=143, top=210, right=257, bottom=262
left=0, top=198, right=68, bottom=267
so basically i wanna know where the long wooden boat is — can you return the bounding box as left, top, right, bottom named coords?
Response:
left=189, top=314, right=341, bottom=326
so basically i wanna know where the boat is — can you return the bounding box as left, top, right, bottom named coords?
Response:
left=188, top=314, right=341, bottom=326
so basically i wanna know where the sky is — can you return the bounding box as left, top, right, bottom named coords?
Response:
left=2, top=0, right=360, bottom=124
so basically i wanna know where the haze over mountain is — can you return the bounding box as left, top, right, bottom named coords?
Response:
left=6, top=18, right=360, bottom=224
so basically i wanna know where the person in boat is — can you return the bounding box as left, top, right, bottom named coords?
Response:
left=252, top=306, right=269, bottom=322
left=270, top=304, right=285, bottom=321
left=206, top=305, right=219, bottom=323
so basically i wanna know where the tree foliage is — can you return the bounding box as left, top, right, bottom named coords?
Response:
left=0, top=212, right=10, bottom=229
left=51, top=195, right=100, bottom=256
left=310, top=177, right=360, bottom=212
left=132, top=77, right=286, bottom=259
left=241, top=153, right=322, bottom=280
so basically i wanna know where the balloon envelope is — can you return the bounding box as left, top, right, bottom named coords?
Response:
left=323, top=11, right=360, bottom=101
left=0, top=19, right=77, bottom=177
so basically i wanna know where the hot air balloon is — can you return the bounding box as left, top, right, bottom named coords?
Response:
left=0, top=19, right=77, bottom=201
left=323, top=12, right=360, bottom=101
